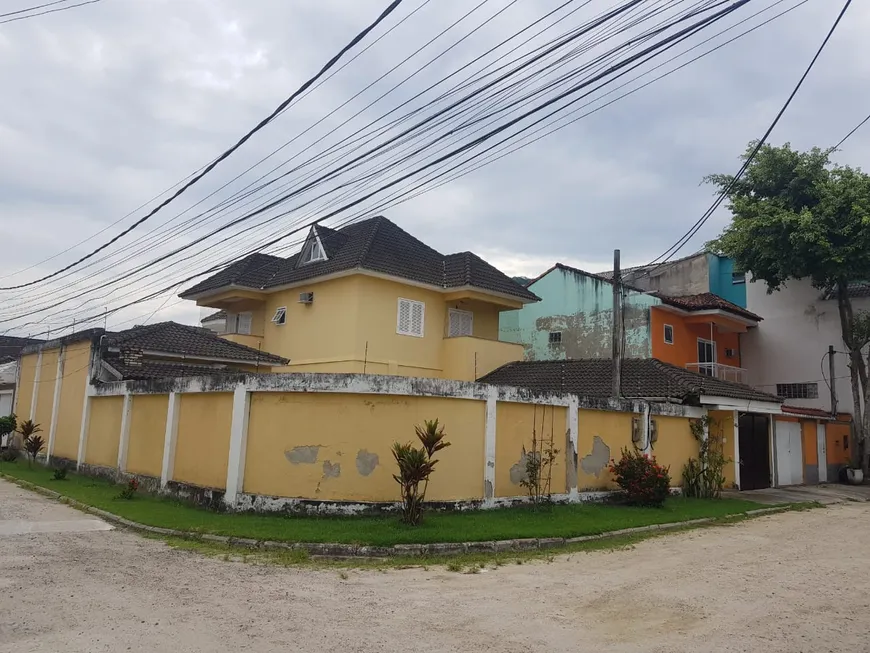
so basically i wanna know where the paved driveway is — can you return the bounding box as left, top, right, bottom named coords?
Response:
left=2, top=478, right=869, bottom=653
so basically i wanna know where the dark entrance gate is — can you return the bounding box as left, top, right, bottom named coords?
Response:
left=738, top=413, right=771, bottom=490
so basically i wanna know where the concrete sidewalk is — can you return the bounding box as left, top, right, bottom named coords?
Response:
left=725, top=483, right=870, bottom=505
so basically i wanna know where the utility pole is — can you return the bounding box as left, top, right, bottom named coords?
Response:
left=612, top=249, right=623, bottom=399
left=829, top=344, right=838, bottom=416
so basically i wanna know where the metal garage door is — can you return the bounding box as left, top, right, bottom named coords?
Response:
left=775, top=421, right=804, bottom=486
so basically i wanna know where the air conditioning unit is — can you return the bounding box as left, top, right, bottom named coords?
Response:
left=298, top=292, right=314, bottom=304
left=725, top=348, right=736, bottom=358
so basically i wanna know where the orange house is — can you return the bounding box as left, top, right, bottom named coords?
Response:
left=649, top=293, right=762, bottom=384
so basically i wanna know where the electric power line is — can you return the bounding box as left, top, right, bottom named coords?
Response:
left=835, top=112, right=870, bottom=150
left=0, top=0, right=100, bottom=25
left=0, top=0, right=407, bottom=290
left=632, top=0, right=853, bottom=280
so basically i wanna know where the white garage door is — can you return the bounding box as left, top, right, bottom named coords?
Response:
left=775, top=421, right=804, bottom=486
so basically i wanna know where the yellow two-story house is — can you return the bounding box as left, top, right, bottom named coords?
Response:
left=180, top=216, right=540, bottom=381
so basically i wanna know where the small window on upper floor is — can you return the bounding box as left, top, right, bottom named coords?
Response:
left=776, top=382, right=819, bottom=399
left=448, top=309, right=473, bottom=337
left=664, top=324, right=674, bottom=345
left=271, top=306, right=287, bottom=326
left=731, top=271, right=746, bottom=285
left=300, top=238, right=326, bottom=265
left=548, top=331, right=562, bottom=345
left=397, top=298, right=424, bottom=337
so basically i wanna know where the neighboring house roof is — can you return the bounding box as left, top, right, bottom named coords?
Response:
left=597, top=250, right=707, bottom=280
left=0, top=335, right=43, bottom=363
left=201, top=310, right=227, bottom=324
left=103, top=358, right=245, bottom=382
left=531, top=262, right=648, bottom=293
left=781, top=405, right=852, bottom=421
left=180, top=216, right=539, bottom=302
left=478, top=358, right=781, bottom=404
left=653, top=292, right=762, bottom=322
left=105, top=322, right=287, bottom=366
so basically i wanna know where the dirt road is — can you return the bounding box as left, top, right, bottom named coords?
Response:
left=2, top=478, right=868, bottom=652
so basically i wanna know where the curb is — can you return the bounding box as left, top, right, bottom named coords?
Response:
left=0, top=473, right=798, bottom=559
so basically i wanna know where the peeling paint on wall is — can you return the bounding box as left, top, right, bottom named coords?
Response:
left=355, top=449, right=379, bottom=476
left=501, top=267, right=660, bottom=363
left=509, top=451, right=534, bottom=485
left=580, top=436, right=610, bottom=477
left=322, top=460, right=341, bottom=478
left=285, top=446, right=321, bottom=464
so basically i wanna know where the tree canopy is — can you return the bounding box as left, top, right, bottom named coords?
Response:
left=706, top=142, right=870, bottom=292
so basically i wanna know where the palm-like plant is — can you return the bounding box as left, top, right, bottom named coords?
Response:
left=17, top=420, right=43, bottom=467
left=392, top=420, right=451, bottom=525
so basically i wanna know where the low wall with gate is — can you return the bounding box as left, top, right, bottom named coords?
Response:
left=46, top=372, right=703, bottom=511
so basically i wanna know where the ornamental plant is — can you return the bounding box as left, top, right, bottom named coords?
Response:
left=608, top=448, right=671, bottom=507
left=391, top=419, right=451, bottom=525
left=117, top=477, right=139, bottom=500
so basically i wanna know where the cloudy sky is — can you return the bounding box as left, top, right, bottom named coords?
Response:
left=0, top=0, right=868, bottom=336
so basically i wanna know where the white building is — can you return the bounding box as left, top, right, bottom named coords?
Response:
left=742, top=277, right=870, bottom=416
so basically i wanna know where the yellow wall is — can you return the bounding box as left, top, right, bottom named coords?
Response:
left=126, top=394, right=168, bottom=477
left=33, top=348, right=59, bottom=436
left=53, top=342, right=92, bottom=460
left=14, top=352, right=37, bottom=420
left=221, top=333, right=264, bottom=351
left=494, top=402, right=567, bottom=498
left=577, top=410, right=637, bottom=490
left=442, top=337, right=524, bottom=382
left=173, top=393, right=233, bottom=489
left=85, top=396, right=123, bottom=468
left=444, top=298, right=502, bottom=339
left=244, top=392, right=485, bottom=502
left=650, top=415, right=699, bottom=480
left=708, top=410, right=736, bottom=487
left=263, top=276, right=363, bottom=369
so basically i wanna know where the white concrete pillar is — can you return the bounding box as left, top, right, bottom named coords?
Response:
left=224, top=384, right=251, bottom=508
left=76, top=386, right=91, bottom=470
left=483, top=387, right=497, bottom=506
left=567, top=396, right=579, bottom=499
left=769, top=416, right=778, bottom=488
left=116, top=393, right=133, bottom=473
left=732, top=410, right=741, bottom=490
left=30, top=350, right=43, bottom=420
left=160, top=392, right=181, bottom=489
left=47, top=346, right=66, bottom=460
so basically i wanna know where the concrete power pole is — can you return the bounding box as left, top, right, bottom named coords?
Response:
left=612, top=249, right=623, bottom=399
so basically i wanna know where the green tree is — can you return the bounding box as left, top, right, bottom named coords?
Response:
left=707, top=142, right=870, bottom=473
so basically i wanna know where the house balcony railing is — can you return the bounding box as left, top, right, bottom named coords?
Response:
left=685, top=362, right=747, bottom=385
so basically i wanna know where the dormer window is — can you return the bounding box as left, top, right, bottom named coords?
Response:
left=298, top=228, right=327, bottom=266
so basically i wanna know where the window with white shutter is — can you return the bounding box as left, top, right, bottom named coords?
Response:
left=397, top=298, right=425, bottom=337
left=448, top=309, right=473, bottom=337
left=237, top=312, right=253, bottom=335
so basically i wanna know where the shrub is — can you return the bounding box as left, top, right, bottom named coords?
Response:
left=0, top=448, right=17, bottom=463
left=392, top=419, right=450, bottom=526
left=23, top=434, right=45, bottom=468
left=117, top=478, right=139, bottom=500
left=608, top=448, right=671, bottom=507
left=52, top=466, right=68, bottom=481
left=0, top=414, right=16, bottom=439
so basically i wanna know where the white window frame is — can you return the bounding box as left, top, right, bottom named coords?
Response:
left=664, top=324, right=674, bottom=345
left=237, top=312, right=253, bottom=335
left=299, top=235, right=326, bottom=265
left=447, top=308, right=474, bottom=338
left=396, top=298, right=425, bottom=338
left=271, top=306, right=287, bottom=326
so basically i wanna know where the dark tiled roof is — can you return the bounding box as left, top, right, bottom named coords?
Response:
left=0, top=335, right=43, bottom=361
left=182, top=253, right=284, bottom=297
left=654, top=292, right=762, bottom=322
left=478, top=358, right=781, bottom=404
left=105, top=359, right=243, bottom=381
left=201, top=310, right=226, bottom=324
left=105, top=322, right=286, bottom=366
left=180, top=216, right=539, bottom=302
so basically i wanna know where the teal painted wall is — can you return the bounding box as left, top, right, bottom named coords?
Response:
left=500, top=267, right=661, bottom=361
left=708, top=254, right=746, bottom=307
